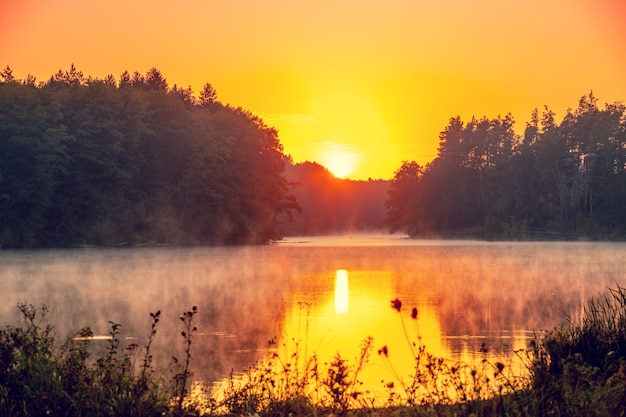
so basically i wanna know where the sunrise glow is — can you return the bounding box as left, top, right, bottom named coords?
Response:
left=319, top=146, right=359, bottom=178
left=2, top=0, right=625, bottom=179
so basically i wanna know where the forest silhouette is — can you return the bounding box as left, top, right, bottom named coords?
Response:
left=0, top=66, right=388, bottom=247
left=386, top=93, right=626, bottom=239
left=0, top=66, right=301, bottom=247
left=1, top=66, right=625, bottom=247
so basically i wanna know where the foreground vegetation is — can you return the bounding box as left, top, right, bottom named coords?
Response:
left=2, top=286, right=626, bottom=416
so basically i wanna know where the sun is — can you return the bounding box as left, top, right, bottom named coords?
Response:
left=304, top=91, right=387, bottom=180
left=319, top=146, right=359, bottom=178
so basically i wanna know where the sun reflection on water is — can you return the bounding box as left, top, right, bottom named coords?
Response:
left=210, top=267, right=539, bottom=407
left=278, top=269, right=455, bottom=401
left=334, top=269, right=349, bottom=315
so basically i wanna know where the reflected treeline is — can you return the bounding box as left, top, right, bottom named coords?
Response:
left=0, top=65, right=298, bottom=247
left=387, top=93, right=626, bottom=239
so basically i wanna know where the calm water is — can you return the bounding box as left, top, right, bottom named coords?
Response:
left=2, top=236, right=625, bottom=400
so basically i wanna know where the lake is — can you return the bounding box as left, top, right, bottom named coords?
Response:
left=2, top=236, right=625, bottom=402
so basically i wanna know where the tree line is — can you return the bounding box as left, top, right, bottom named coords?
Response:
left=7, top=66, right=619, bottom=246
left=0, top=65, right=298, bottom=247
left=275, top=161, right=388, bottom=236
left=386, top=93, right=626, bottom=239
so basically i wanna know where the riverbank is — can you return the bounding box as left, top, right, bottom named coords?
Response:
left=2, top=285, right=626, bottom=416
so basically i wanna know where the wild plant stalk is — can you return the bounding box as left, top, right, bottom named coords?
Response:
left=174, top=305, right=198, bottom=411
left=15, top=302, right=55, bottom=364
left=98, top=321, right=121, bottom=382
left=295, top=301, right=311, bottom=385
left=391, top=298, right=419, bottom=358
left=139, top=310, right=161, bottom=391
left=379, top=299, right=420, bottom=399
left=349, top=336, right=373, bottom=400
left=324, top=337, right=373, bottom=412
left=382, top=297, right=532, bottom=412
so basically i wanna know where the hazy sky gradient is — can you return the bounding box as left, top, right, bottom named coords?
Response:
left=2, top=0, right=625, bottom=179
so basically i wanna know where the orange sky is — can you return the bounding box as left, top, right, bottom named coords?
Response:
left=2, top=0, right=625, bottom=180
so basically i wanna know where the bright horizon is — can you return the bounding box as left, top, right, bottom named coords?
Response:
left=2, top=0, right=625, bottom=180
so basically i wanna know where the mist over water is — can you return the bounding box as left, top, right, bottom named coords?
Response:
left=1, top=246, right=289, bottom=381
left=2, top=236, right=625, bottom=392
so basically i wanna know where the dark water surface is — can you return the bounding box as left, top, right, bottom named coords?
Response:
left=2, top=236, right=625, bottom=398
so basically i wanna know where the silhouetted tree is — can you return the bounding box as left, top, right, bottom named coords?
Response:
left=0, top=66, right=15, bottom=83
left=145, top=67, right=168, bottom=91
left=198, top=82, right=217, bottom=107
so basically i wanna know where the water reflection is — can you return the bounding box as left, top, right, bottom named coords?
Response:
left=271, top=267, right=548, bottom=402
left=1, top=241, right=625, bottom=404
left=279, top=269, right=451, bottom=400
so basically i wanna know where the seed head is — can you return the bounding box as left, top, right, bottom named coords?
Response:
left=495, top=362, right=505, bottom=374
left=378, top=345, right=389, bottom=357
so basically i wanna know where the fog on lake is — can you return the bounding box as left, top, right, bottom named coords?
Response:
left=2, top=236, right=625, bottom=400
